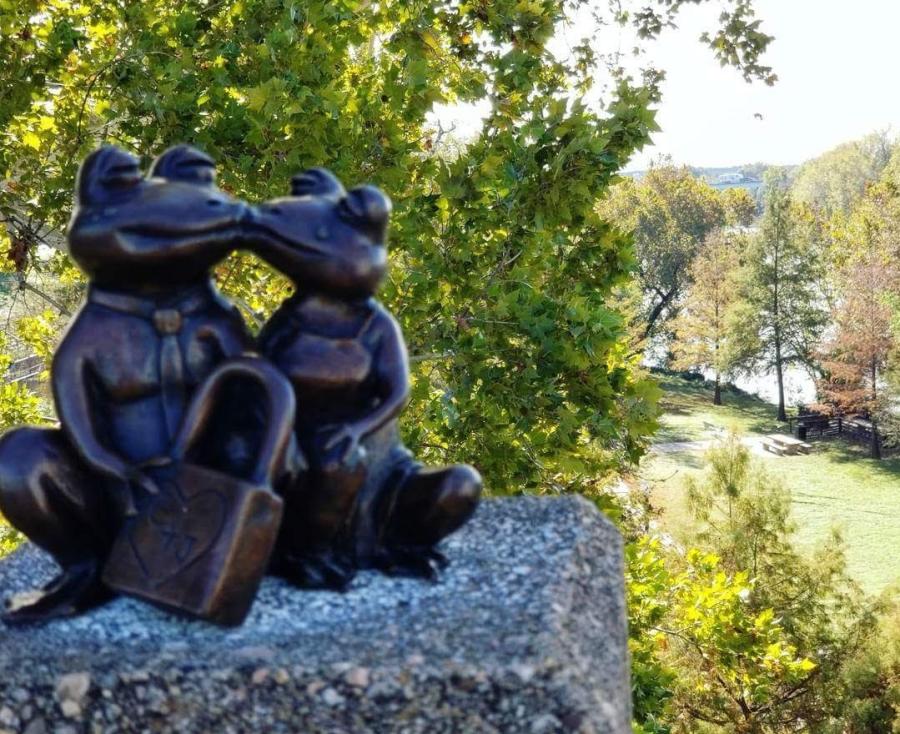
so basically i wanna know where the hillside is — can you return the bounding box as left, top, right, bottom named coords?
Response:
left=640, top=375, right=900, bottom=595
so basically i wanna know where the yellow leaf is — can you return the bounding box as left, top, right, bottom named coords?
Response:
left=38, top=116, right=55, bottom=131
left=22, top=131, right=41, bottom=150
left=245, top=85, right=268, bottom=112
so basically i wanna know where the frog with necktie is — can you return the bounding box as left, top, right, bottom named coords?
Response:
left=0, top=145, right=263, bottom=622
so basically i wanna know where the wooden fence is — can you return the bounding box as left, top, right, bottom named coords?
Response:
left=788, top=413, right=888, bottom=453
left=5, top=354, right=43, bottom=387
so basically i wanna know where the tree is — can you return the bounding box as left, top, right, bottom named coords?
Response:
left=629, top=537, right=819, bottom=734
left=681, top=435, right=872, bottom=731
left=670, top=228, right=746, bottom=405
left=0, top=1, right=775, bottom=495
left=792, top=131, right=894, bottom=217
left=684, top=435, right=863, bottom=634
left=815, top=182, right=900, bottom=457
left=599, top=165, right=756, bottom=344
left=822, top=599, right=900, bottom=734
left=736, top=169, right=827, bottom=421
left=630, top=433, right=891, bottom=733
left=816, top=258, right=896, bottom=441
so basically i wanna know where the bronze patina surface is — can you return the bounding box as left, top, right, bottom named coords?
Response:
left=0, top=145, right=481, bottom=626
left=252, top=169, right=482, bottom=589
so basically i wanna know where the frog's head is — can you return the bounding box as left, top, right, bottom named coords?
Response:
left=67, top=144, right=247, bottom=290
left=246, top=168, right=391, bottom=299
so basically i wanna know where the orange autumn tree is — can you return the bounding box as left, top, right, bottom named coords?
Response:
left=816, top=185, right=899, bottom=457
left=817, top=258, right=895, bottom=413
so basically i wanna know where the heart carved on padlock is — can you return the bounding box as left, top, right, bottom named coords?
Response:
left=126, top=484, right=228, bottom=588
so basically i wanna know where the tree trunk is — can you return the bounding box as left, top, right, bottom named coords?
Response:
left=771, top=225, right=786, bottom=422
left=643, top=281, right=679, bottom=340
left=774, top=343, right=787, bottom=422
left=871, top=357, right=878, bottom=404
left=714, top=372, right=722, bottom=405
left=871, top=421, right=881, bottom=460
left=870, top=360, right=880, bottom=458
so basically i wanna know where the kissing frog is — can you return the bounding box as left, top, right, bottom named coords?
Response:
left=0, top=145, right=254, bottom=622
left=249, top=169, right=482, bottom=587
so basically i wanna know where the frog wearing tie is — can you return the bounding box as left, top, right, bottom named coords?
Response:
left=0, top=145, right=255, bottom=622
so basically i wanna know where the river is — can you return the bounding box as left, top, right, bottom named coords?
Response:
left=731, top=367, right=817, bottom=409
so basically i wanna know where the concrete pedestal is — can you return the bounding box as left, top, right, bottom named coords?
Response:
left=0, top=496, right=630, bottom=733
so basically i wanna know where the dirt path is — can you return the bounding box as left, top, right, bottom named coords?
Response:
left=651, top=435, right=774, bottom=457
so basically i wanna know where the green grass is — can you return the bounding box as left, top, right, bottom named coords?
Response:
left=653, top=375, right=786, bottom=443
left=643, top=376, right=900, bottom=596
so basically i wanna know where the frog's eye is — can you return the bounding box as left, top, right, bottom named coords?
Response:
left=150, top=144, right=216, bottom=186
left=291, top=168, right=345, bottom=199
left=339, top=185, right=392, bottom=243
left=76, top=145, right=143, bottom=205
left=101, top=162, right=143, bottom=189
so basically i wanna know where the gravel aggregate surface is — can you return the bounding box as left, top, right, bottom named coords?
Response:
left=0, top=496, right=629, bottom=733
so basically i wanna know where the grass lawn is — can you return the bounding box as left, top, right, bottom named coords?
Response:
left=643, top=376, right=900, bottom=596
left=652, top=374, right=787, bottom=443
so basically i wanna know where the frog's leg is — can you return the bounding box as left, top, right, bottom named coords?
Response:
left=0, top=427, right=115, bottom=624
left=371, top=462, right=482, bottom=579
left=271, top=438, right=363, bottom=591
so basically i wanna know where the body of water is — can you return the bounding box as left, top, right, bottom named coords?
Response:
left=732, top=367, right=817, bottom=409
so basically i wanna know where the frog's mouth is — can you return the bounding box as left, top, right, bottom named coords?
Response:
left=115, top=223, right=246, bottom=254
left=246, top=228, right=334, bottom=258
left=239, top=208, right=336, bottom=259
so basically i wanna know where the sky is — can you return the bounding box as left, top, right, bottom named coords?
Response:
left=434, top=1, right=900, bottom=171
left=627, top=0, right=900, bottom=169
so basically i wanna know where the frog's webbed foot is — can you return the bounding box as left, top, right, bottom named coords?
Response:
left=2, top=561, right=113, bottom=626
left=272, top=551, right=356, bottom=592
left=372, top=545, right=448, bottom=581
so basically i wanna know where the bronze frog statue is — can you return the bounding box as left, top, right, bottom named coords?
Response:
left=0, top=146, right=482, bottom=626
left=0, top=145, right=288, bottom=623
left=248, top=168, right=482, bottom=588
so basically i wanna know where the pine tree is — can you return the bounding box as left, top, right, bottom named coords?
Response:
left=670, top=228, right=745, bottom=404
left=736, top=170, right=828, bottom=421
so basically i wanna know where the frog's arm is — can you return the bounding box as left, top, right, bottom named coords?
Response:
left=69, top=226, right=235, bottom=271
left=52, top=335, right=133, bottom=484
left=354, top=305, right=410, bottom=439
left=257, top=297, right=298, bottom=356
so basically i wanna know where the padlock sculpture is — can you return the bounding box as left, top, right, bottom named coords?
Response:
left=103, top=357, right=296, bottom=626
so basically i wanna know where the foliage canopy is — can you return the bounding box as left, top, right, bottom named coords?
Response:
left=0, top=0, right=775, bottom=494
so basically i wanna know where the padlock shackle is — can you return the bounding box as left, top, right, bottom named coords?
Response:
left=171, top=356, right=296, bottom=487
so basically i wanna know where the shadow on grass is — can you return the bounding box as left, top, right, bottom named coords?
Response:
left=661, top=450, right=706, bottom=470
left=655, top=427, right=686, bottom=442
left=748, top=417, right=786, bottom=435
left=655, top=376, right=900, bottom=478
left=806, top=439, right=900, bottom=475
left=660, top=376, right=786, bottom=425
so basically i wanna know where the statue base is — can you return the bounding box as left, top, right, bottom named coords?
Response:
left=0, top=497, right=630, bottom=733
